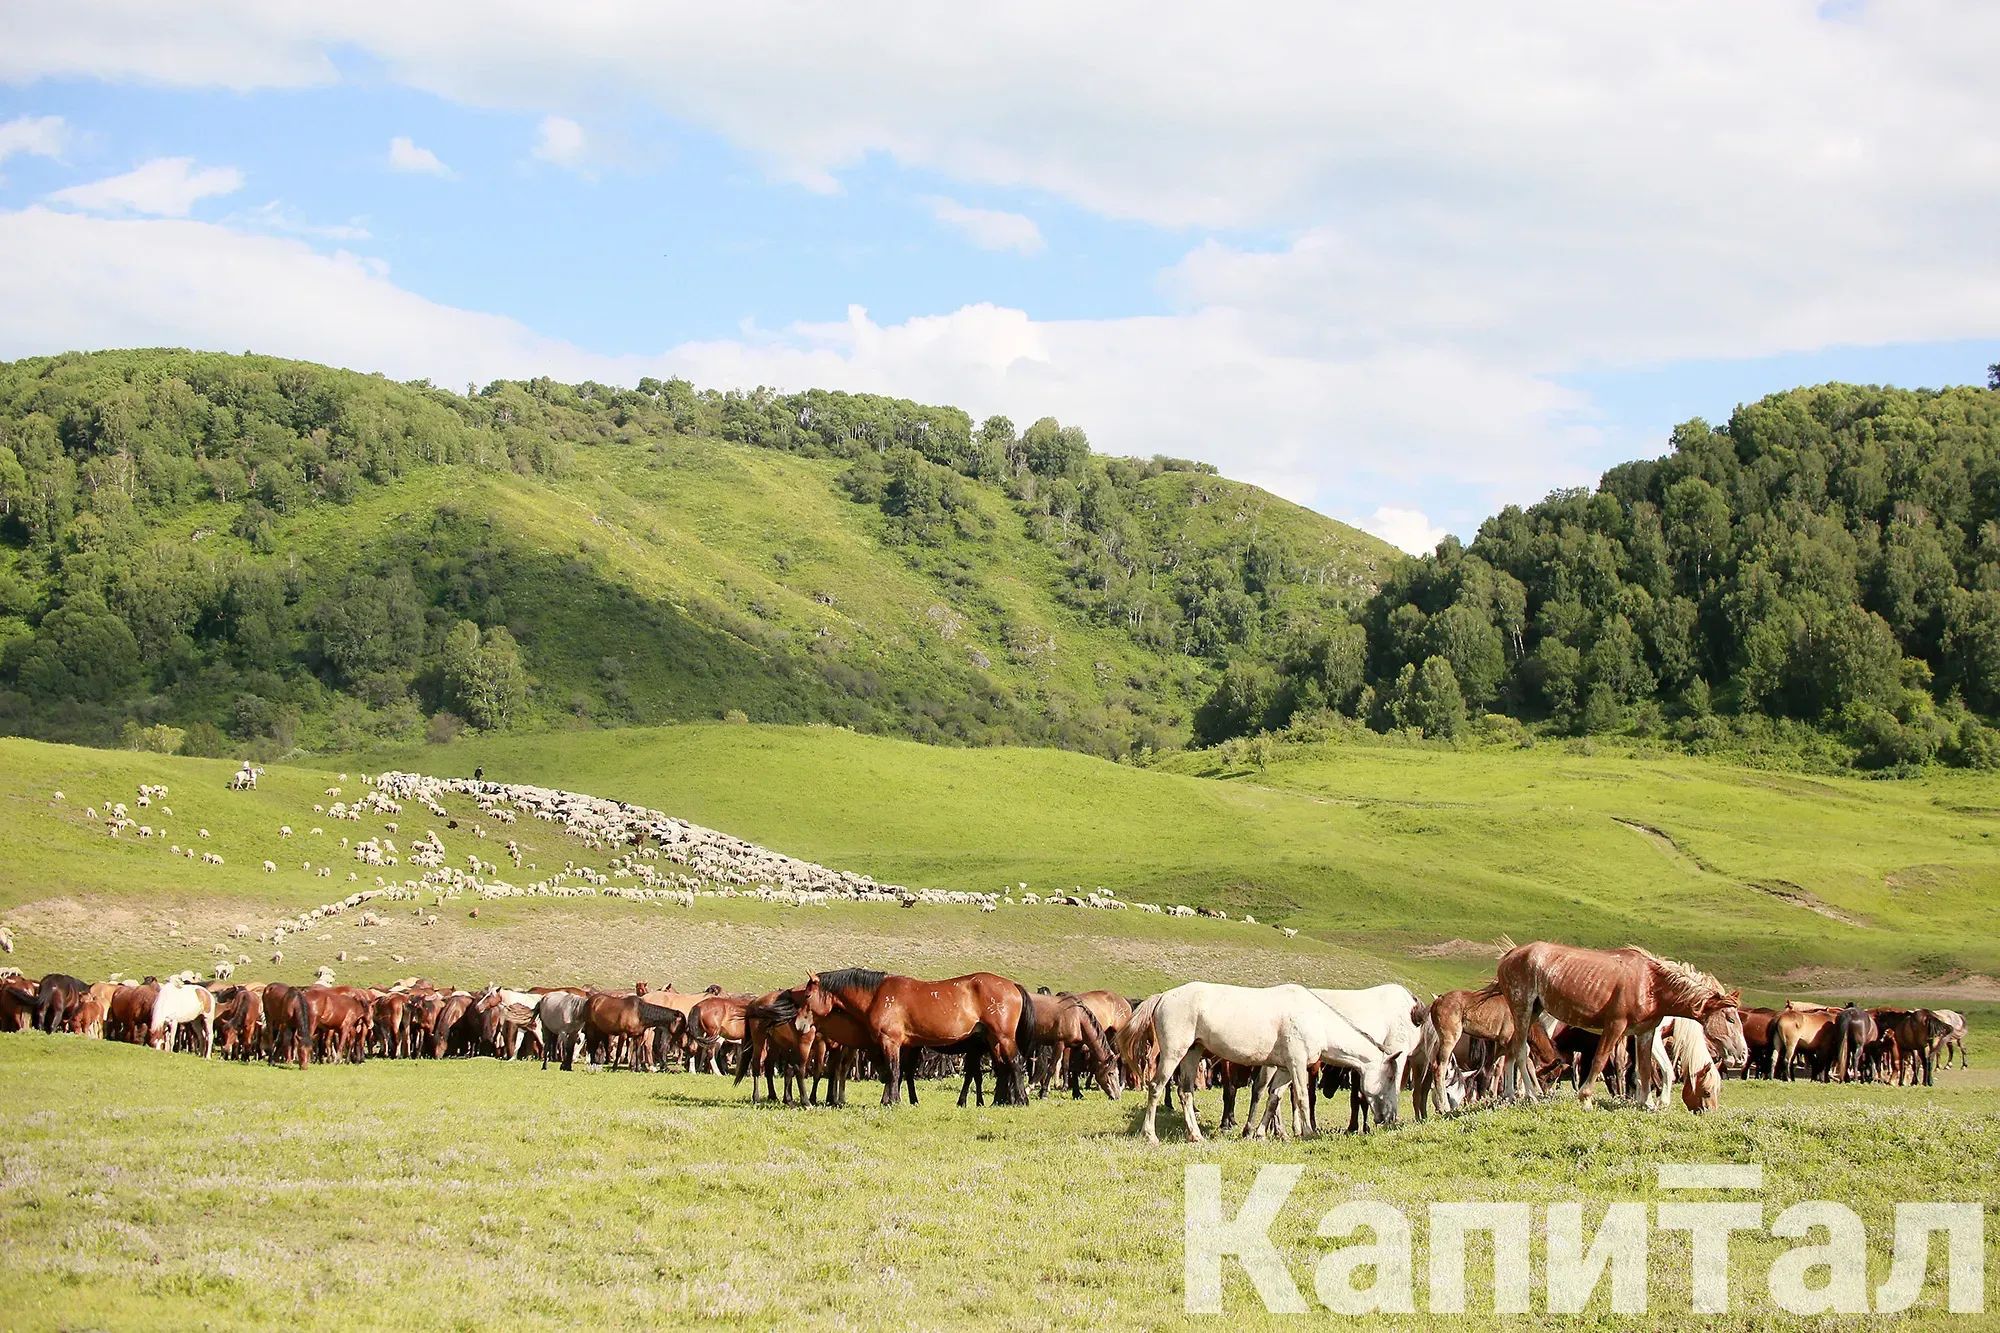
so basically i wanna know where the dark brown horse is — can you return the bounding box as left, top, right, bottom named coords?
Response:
left=32, top=973, right=88, bottom=1033
left=736, top=988, right=824, bottom=1103
left=107, top=982, right=159, bottom=1045
left=262, top=983, right=314, bottom=1069
left=1497, top=942, right=1740, bottom=1103
left=800, top=968, right=1035, bottom=1106
left=581, top=990, right=685, bottom=1070
left=1872, top=1008, right=1948, bottom=1087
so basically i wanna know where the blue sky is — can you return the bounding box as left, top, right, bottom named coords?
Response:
left=2, top=4, right=1995, bottom=552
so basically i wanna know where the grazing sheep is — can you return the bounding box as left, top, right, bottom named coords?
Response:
left=1281, top=927, right=1299, bottom=939
left=237, top=954, right=250, bottom=965
left=198, top=828, right=210, bottom=839
left=262, top=860, right=276, bottom=873
left=213, top=962, right=234, bottom=981
left=52, top=791, right=64, bottom=802
left=270, top=950, right=284, bottom=963
left=336, top=950, right=348, bottom=962
left=0, top=926, right=13, bottom=954
left=279, top=826, right=293, bottom=838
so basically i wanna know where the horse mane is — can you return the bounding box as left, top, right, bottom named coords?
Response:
left=815, top=967, right=886, bottom=995
left=1621, top=945, right=1724, bottom=1001
left=748, top=990, right=802, bottom=1024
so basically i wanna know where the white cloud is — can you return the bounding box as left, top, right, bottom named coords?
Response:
left=0, top=114, right=68, bottom=175
left=47, top=156, right=243, bottom=217
left=1352, top=507, right=1447, bottom=557
left=236, top=199, right=371, bottom=241
left=0, top=207, right=1595, bottom=537
left=387, top=135, right=451, bottom=177
left=923, top=197, right=1044, bottom=255
left=6, top=3, right=2000, bottom=528
left=530, top=115, right=587, bottom=170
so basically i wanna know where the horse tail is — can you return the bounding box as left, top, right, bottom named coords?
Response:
left=733, top=1021, right=757, bottom=1085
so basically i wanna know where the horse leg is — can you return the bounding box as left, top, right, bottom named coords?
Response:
left=1220, top=1074, right=1237, bottom=1132
left=1579, top=1020, right=1626, bottom=1105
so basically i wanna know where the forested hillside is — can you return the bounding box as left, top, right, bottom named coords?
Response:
left=0, top=349, right=1393, bottom=757
left=1204, top=381, right=2000, bottom=769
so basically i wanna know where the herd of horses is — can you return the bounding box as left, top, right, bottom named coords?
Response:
left=1, top=940, right=1970, bottom=1143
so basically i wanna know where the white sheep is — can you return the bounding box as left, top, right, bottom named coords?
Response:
left=279, top=825, right=293, bottom=837
left=52, top=791, right=64, bottom=802
left=262, top=860, right=276, bottom=873
left=198, top=828, right=210, bottom=839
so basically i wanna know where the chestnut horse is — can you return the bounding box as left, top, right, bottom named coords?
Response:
left=1421, top=985, right=1562, bottom=1114
left=685, top=992, right=753, bottom=1073
left=800, top=968, right=1034, bottom=1106
left=0, top=975, right=38, bottom=1031
left=1737, top=1006, right=1779, bottom=1078
left=32, top=973, right=88, bottom=1034
left=1872, top=1008, right=1948, bottom=1087
left=1497, top=942, right=1740, bottom=1104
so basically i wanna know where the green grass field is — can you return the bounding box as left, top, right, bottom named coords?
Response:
left=1, top=1036, right=1993, bottom=1329
left=4, top=726, right=1998, bottom=1327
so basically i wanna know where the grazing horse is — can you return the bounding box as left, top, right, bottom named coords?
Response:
left=1140, top=982, right=1394, bottom=1143
left=1643, top=1015, right=1722, bottom=1112
left=1497, top=942, right=1740, bottom=1104
left=1308, top=984, right=1423, bottom=1131
left=1872, top=1009, right=1948, bottom=1087
left=685, top=993, right=753, bottom=1074
left=149, top=979, right=216, bottom=1057
left=1737, top=1006, right=1779, bottom=1078
left=1929, top=1009, right=1968, bottom=1070
left=1420, top=985, right=1563, bottom=1115
left=1831, top=1003, right=1876, bottom=1083
left=1025, top=991, right=1121, bottom=1099
left=262, top=983, right=314, bottom=1069
left=32, top=973, right=88, bottom=1034
left=1773, top=1001, right=1840, bottom=1080
left=107, top=982, right=160, bottom=1045
left=538, top=992, right=589, bottom=1070
left=216, top=985, right=265, bottom=1059
left=800, top=969, right=1035, bottom=1107
left=580, top=990, right=684, bottom=1070
left=0, top=975, right=38, bottom=1031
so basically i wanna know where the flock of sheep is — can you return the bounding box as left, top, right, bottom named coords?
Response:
left=24, top=761, right=1302, bottom=995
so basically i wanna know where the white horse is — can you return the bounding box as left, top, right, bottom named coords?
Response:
left=494, top=988, right=546, bottom=1059
left=1642, top=1015, right=1720, bottom=1112
left=1141, top=982, right=1393, bottom=1143
left=149, top=980, right=216, bottom=1058
left=1306, top=984, right=1423, bottom=1128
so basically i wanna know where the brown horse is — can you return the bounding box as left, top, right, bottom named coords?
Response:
left=1737, top=1006, right=1779, bottom=1078
left=107, top=982, right=159, bottom=1045
left=580, top=990, right=686, bottom=1070
left=736, top=988, right=824, bottom=1103
left=32, top=973, right=88, bottom=1033
left=685, top=993, right=753, bottom=1073
left=1025, top=990, right=1121, bottom=1099
left=1497, top=942, right=1740, bottom=1104
left=800, top=968, right=1035, bottom=1106
left=1774, top=1001, right=1840, bottom=1080
left=1421, top=985, right=1563, bottom=1114
left=262, top=983, right=314, bottom=1068
left=0, top=975, right=38, bottom=1031
left=1872, top=1008, right=1948, bottom=1087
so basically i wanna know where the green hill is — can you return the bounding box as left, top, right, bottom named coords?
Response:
left=0, top=349, right=1396, bottom=759
left=5, top=726, right=1999, bottom=999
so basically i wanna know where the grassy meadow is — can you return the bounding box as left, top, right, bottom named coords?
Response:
left=0, top=1035, right=1993, bottom=1330
left=4, top=725, right=1999, bottom=1327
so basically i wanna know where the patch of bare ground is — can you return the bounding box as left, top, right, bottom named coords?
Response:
left=1748, top=880, right=1865, bottom=927
left=1770, top=965, right=2000, bottom=1003
left=1408, top=937, right=1508, bottom=960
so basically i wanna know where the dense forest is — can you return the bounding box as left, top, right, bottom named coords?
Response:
left=1199, top=381, right=2000, bottom=770
left=0, top=349, right=1388, bottom=758
left=5, top=350, right=1994, bottom=770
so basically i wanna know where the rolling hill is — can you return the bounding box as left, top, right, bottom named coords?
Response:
left=0, top=349, right=1397, bottom=759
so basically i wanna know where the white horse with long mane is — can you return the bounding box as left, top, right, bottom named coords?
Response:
left=1306, top=984, right=1424, bottom=1128
left=1140, top=981, right=1394, bottom=1143
left=149, top=979, right=216, bottom=1058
